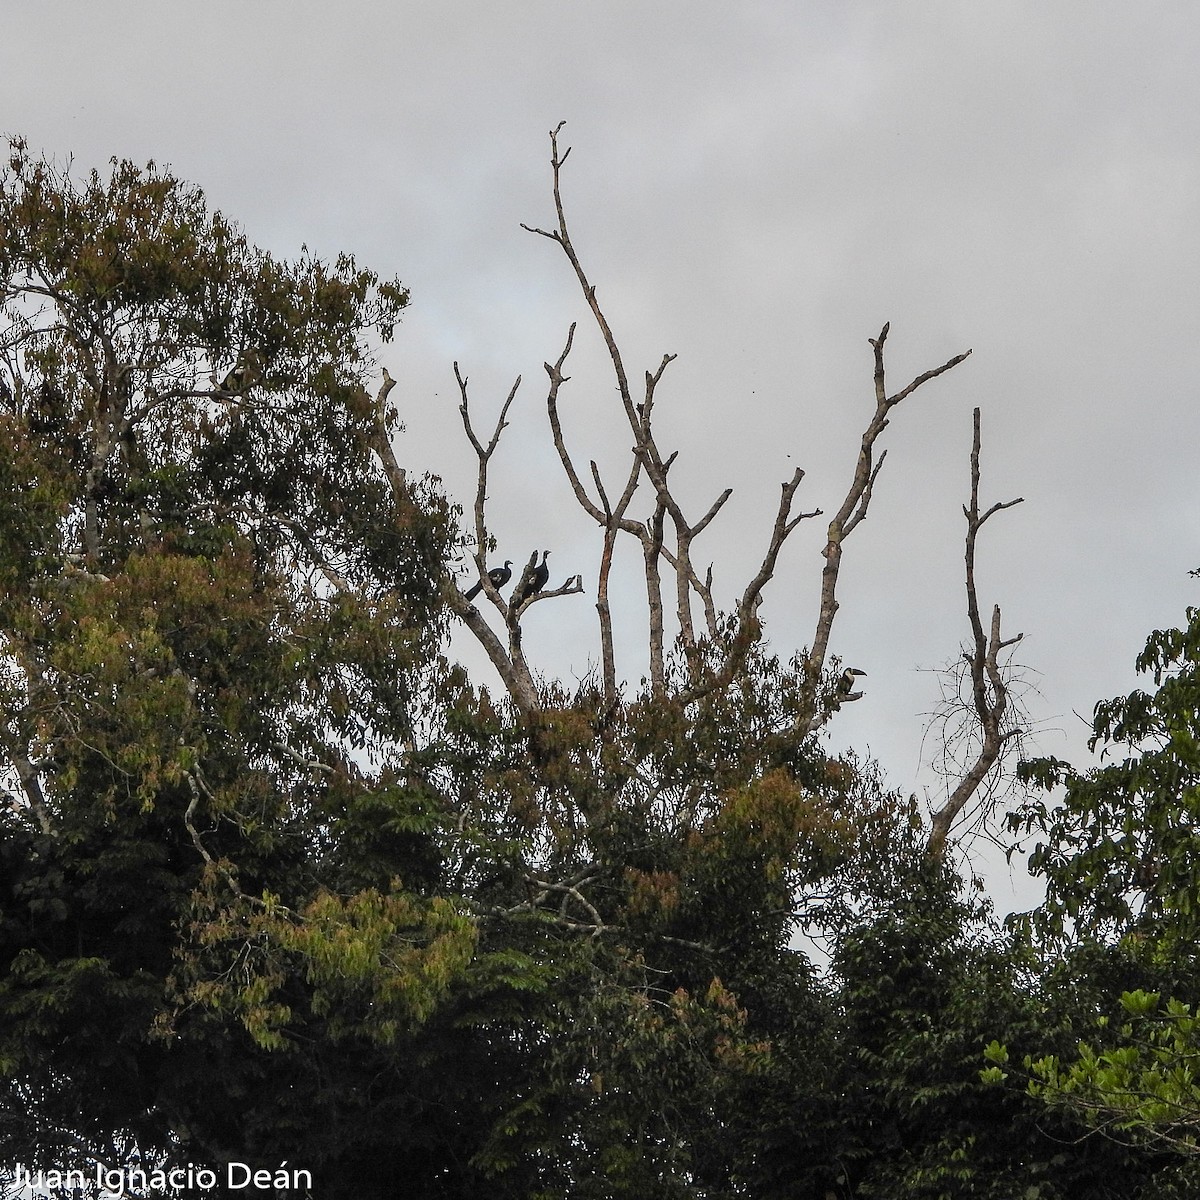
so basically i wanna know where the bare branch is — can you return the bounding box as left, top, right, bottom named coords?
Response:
left=739, top=469, right=819, bottom=622
left=452, top=593, right=540, bottom=713
left=681, top=469, right=821, bottom=704
left=596, top=454, right=644, bottom=700
left=699, top=564, right=718, bottom=639
left=513, top=572, right=585, bottom=618
left=369, top=363, right=535, bottom=712
left=887, top=349, right=973, bottom=409
left=530, top=875, right=607, bottom=930
left=807, top=325, right=972, bottom=714
left=590, top=460, right=613, bottom=518
left=455, top=361, right=522, bottom=592
left=448, top=366, right=549, bottom=706
left=645, top=499, right=668, bottom=694
left=364, top=367, right=407, bottom=501
left=273, top=742, right=336, bottom=777
left=691, top=487, right=734, bottom=539
left=526, top=123, right=715, bottom=670
left=526, top=123, right=637, bottom=430
left=926, top=407, right=1025, bottom=862
left=544, top=325, right=613, bottom=526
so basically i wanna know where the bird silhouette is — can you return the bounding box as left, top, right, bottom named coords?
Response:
left=464, top=560, right=512, bottom=602
left=211, top=350, right=261, bottom=396
left=513, top=550, right=550, bottom=606
left=837, top=667, right=866, bottom=699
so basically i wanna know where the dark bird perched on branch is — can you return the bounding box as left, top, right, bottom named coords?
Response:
left=464, top=560, right=512, bottom=602
left=837, top=667, right=867, bottom=701
left=211, top=350, right=262, bottom=396
left=513, top=550, right=550, bottom=607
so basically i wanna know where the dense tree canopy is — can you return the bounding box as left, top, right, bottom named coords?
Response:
left=0, top=138, right=468, bottom=1184
left=1, top=133, right=1197, bottom=1199
left=987, top=598, right=1200, bottom=1169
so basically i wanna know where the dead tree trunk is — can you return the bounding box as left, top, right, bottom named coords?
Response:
left=427, top=123, right=994, bottom=788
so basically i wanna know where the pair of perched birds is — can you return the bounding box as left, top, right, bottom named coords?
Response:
left=467, top=561, right=866, bottom=700
left=464, top=550, right=549, bottom=606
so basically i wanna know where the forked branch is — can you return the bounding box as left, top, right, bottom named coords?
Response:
left=451, top=366, right=544, bottom=710
left=803, top=323, right=971, bottom=730
left=926, top=407, right=1024, bottom=862
left=542, top=323, right=648, bottom=696
left=458, top=128, right=978, bottom=730
left=366, top=365, right=541, bottom=713
left=527, top=122, right=806, bottom=689
left=363, top=368, right=406, bottom=493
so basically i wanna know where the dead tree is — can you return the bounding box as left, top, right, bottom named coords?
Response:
left=352, top=127, right=1031, bottom=941
left=925, top=407, right=1025, bottom=862
left=515, top=124, right=974, bottom=718
left=370, top=124, right=980, bottom=735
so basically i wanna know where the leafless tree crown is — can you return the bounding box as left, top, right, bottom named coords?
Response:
left=361, top=124, right=1026, bottom=862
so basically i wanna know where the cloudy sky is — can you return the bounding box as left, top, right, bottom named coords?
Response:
left=5, top=3, right=1198, bottom=907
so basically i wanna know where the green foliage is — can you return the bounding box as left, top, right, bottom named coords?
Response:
left=0, top=135, right=842, bottom=1195
left=0, top=136, right=460, bottom=1180
left=1002, top=602, right=1200, bottom=1165
left=1013, top=605, right=1200, bottom=956
left=1021, top=990, right=1200, bottom=1155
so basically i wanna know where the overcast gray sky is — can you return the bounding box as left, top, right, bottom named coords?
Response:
left=5, top=3, right=1198, bottom=907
